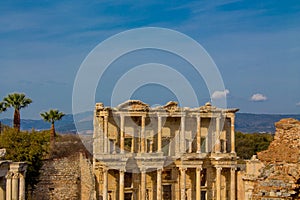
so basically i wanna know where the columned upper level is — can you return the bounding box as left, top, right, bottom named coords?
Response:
left=93, top=100, right=239, bottom=159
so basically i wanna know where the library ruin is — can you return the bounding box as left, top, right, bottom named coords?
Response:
left=93, top=100, right=239, bottom=200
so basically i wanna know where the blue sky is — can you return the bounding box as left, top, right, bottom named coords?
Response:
left=0, top=0, right=300, bottom=119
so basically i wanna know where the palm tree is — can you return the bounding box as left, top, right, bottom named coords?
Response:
left=0, top=102, right=7, bottom=133
left=3, top=93, right=32, bottom=131
left=40, top=109, right=65, bottom=148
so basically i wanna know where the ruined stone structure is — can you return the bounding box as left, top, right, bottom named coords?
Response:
left=0, top=149, right=27, bottom=200
left=93, top=100, right=239, bottom=200
left=242, top=118, right=300, bottom=199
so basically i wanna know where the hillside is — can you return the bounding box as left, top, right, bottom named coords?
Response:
left=1, top=113, right=300, bottom=133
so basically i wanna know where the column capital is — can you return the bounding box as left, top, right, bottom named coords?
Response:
left=215, top=166, right=222, bottom=171
left=12, top=172, right=20, bottom=179
left=140, top=168, right=147, bottom=173
left=179, top=167, right=187, bottom=172
left=5, top=171, right=13, bottom=179
left=102, top=168, right=108, bottom=173
left=230, top=167, right=236, bottom=171
left=196, top=167, right=202, bottom=172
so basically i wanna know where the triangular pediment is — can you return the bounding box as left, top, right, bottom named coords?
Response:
left=117, top=100, right=149, bottom=111
left=163, top=101, right=179, bottom=112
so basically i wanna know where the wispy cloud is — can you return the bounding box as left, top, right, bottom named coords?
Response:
left=251, top=93, right=267, bottom=102
left=296, top=102, right=300, bottom=106
left=212, top=89, right=230, bottom=99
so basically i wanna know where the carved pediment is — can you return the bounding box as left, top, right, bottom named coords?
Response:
left=117, top=100, right=149, bottom=111
left=163, top=101, right=179, bottom=112
left=199, top=102, right=217, bottom=112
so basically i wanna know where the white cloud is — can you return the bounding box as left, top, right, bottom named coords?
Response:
left=251, top=93, right=267, bottom=101
left=211, top=89, right=230, bottom=99
left=296, top=102, right=300, bottom=106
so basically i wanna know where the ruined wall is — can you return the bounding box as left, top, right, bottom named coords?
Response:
left=252, top=118, right=300, bottom=199
left=32, top=152, right=94, bottom=200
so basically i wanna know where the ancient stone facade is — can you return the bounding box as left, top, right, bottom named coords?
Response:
left=93, top=100, right=239, bottom=200
left=0, top=149, right=27, bottom=200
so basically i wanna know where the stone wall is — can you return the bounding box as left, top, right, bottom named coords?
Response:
left=32, top=152, right=94, bottom=200
left=252, top=118, right=300, bottom=199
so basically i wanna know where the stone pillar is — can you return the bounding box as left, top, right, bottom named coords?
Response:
left=215, top=117, right=221, bottom=153
left=216, top=167, right=222, bottom=200
left=104, top=116, right=108, bottom=153
left=196, top=116, right=201, bottom=153
left=12, top=173, right=19, bottom=200
left=6, top=172, right=12, bottom=200
left=141, top=116, right=146, bottom=153
left=196, top=167, right=202, bottom=200
left=180, top=115, right=186, bottom=153
left=119, top=170, right=125, bottom=200
left=120, top=115, right=125, bottom=154
left=230, top=167, right=236, bottom=200
left=141, top=169, right=146, bottom=200
left=103, top=168, right=108, bottom=200
left=19, top=173, right=25, bottom=200
left=180, top=167, right=187, bottom=200
left=157, top=116, right=162, bottom=153
left=157, top=168, right=162, bottom=200
left=188, top=140, right=192, bottom=153
left=231, top=116, right=235, bottom=153
left=0, top=177, right=6, bottom=200
left=131, top=136, right=135, bottom=153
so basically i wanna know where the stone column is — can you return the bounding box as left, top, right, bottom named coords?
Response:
left=104, top=116, right=108, bottom=153
left=120, top=115, right=125, bottom=154
left=180, top=167, right=187, bottom=200
left=103, top=168, right=108, bottom=200
left=19, top=173, right=25, bottom=200
left=216, top=167, right=222, bottom=200
left=12, top=173, right=19, bottom=200
left=119, top=170, right=125, bottom=200
left=230, top=167, right=236, bottom=200
left=141, top=116, right=146, bottom=153
left=196, top=116, right=201, bottom=153
left=196, top=167, right=202, bottom=200
left=180, top=115, right=186, bottom=153
left=131, top=135, right=135, bottom=153
left=141, top=169, right=146, bottom=200
left=230, top=116, right=235, bottom=153
left=157, top=116, right=162, bottom=153
left=215, top=117, right=221, bottom=153
left=6, top=172, right=12, bottom=200
left=157, top=168, right=162, bottom=200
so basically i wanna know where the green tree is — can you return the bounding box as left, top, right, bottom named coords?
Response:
left=235, top=131, right=274, bottom=159
left=3, top=93, right=32, bottom=131
left=40, top=109, right=65, bottom=149
left=0, top=102, right=7, bottom=133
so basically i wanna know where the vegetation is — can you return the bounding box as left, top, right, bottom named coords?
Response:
left=235, top=131, right=274, bottom=159
left=3, top=93, right=32, bottom=131
left=0, top=102, right=7, bottom=133
left=40, top=109, right=65, bottom=150
left=0, top=127, right=50, bottom=190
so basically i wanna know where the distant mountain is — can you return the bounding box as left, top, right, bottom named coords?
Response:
left=1, top=113, right=299, bottom=133
left=235, top=113, right=300, bottom=133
